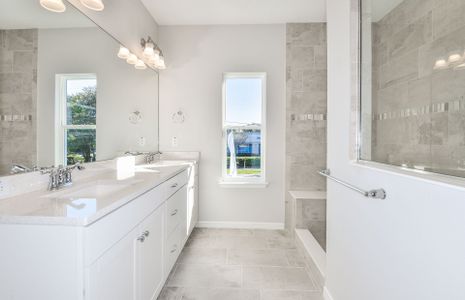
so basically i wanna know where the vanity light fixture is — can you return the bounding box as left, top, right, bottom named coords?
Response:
left=135, top=60, right=147, bottom=70
left=156, top=55, right=166, bottom=70
left=117, top=46, right=130, bottom=59
left=80, top=0, right=104, bottom=11
left=126, top=53, right=138, bottom=65
left=141, top=36, right=166, bottom=70
left=40, top=0, right=66, bottom=12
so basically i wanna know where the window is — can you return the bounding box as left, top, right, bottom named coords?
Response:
left=221, top=73, right=266, bottom=184
left=55, top=74, right=97, bottom=166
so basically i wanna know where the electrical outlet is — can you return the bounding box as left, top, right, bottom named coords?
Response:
left=0, top=181, right=8, bottom=197
left=138, top=137, right=146, bottom=146
left=172, top=136, right=178, bottom=147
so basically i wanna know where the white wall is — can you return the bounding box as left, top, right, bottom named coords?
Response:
left=158, top=25, right=286, bottom=226
left=37, top=27, right=159, bottom=166
left=326, top=0, right=465, bottom=299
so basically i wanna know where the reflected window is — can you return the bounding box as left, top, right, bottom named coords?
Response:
left=56, top=74, right=97, bottom=166
left=222, top=73, right=266, bottom=182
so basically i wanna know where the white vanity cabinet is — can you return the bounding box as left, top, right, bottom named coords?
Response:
left=86, top=206, right=164, bottom=300
left=0, top=165, right=197, bottom=300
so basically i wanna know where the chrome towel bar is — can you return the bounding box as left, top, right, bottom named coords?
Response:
left=318, top=169, right=387, bottom=200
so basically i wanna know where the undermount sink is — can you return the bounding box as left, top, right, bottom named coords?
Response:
left=151, top=160, right=191, bottom=167
left=135, top=165, right=162, bottom=173
left=42, top=183, right=130, bottom=199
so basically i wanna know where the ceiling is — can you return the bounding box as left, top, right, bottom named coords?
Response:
left=0, top=0, right=94, bottom=29
left=140, top=0, right=326, bottom=25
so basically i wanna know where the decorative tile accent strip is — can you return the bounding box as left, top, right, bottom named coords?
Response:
left=373, top=96, right=465, bottom=121
left=0, top=114, right=33, bottom=122
left=291, top=113, right=327, bottom=121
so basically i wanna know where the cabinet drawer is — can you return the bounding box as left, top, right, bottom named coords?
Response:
left=166, top=186, right=187, bottom=237
left=165, top=169, right=188, bottom=198
left=164, top=222, right=186, bottom=276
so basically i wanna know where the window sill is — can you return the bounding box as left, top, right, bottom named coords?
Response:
left=218, top=180, right=269, bottom=189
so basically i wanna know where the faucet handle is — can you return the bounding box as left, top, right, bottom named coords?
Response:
left=40, top=166, right=56, bottom=175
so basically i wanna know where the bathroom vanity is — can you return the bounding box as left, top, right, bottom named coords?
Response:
left=0, top=159, right=199, bottom=300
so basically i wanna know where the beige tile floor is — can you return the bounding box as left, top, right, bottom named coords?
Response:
left=158, top=228, right=324, bottom=300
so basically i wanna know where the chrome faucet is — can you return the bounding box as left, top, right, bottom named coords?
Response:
left=124, top=151, right=162, bottom=164
left=41, top=163, right=86, bottom=191
left=145, top=151, right=162, bottom=164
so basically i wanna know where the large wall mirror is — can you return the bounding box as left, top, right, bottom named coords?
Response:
left=360, top=0, right=465, bottom=178
left=0, top=1, right=159, bottom=176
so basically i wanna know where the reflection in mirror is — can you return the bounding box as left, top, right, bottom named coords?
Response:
left=0, top=1, right=159, bottom=176
left=360, top=0, right=465, bottom=178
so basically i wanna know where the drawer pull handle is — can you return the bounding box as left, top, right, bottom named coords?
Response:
left=170, top=245, right=177, bottom=253
left=137, top=235, right=146, bottom=243
left=171, top=183, right=178, bottom=188
left=171, top=209, right=178, bottom=216
left=143, top=230, right=150, bottom=237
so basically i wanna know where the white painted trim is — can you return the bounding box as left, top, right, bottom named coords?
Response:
left=218, top=180, right=269, bottom=188
left=323, top=287, right=335, bottom=300
left=295, top=229, right=326, bottom=276
left=196, top=221, right=284, bottom=230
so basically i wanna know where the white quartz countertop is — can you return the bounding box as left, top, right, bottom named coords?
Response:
left=0, top=161, right=195, bottom=227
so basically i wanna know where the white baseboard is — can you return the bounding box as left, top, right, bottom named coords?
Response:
left=196, top=221, right=285, bottom=230
left=323, top=287, right=334, bottom=300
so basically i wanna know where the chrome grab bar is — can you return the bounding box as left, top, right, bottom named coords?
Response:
left=318, top=169, right=386, bottom=200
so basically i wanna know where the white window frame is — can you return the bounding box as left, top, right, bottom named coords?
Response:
left=55, top=73, right=97, bottom=166
left=220, top=72, right=267, bottom=187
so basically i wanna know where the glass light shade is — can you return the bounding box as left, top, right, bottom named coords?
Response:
left=433, top=58, right=448, bottom=70
left=157, top=56, right=166, bottom=70
left=455, top=62, right=465, bottom=71
left=126, top=54, right=138, bottom=65
left=117, top=46, right=130, bottom=59
left=448, top=53, right=462, bottom=64
left=135, top=60, right=147, bottom=70
left=143, top=42, right=155, bottom=58
left=40, top=0, right=66, bottom=12
left=149, top=52, right=160, bottom=66
left=80, top=0, right=104, bottom=11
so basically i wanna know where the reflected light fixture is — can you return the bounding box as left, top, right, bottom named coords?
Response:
left=117, top=46, right=130, bottom=59
left=126, top=53, right=138, bottom=65
left=433, top=58, right=448, bottom=70
left=40, top=0, right=66, bottom=12
left=80, top=0, right=104, bottom=11
left=455, top=62, right=465, bottom=71
left=448, top=52, right=462, bottom=64
left=135, top=60, right=147, bottom=70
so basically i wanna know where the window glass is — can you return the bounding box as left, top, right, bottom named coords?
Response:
left=66, top=79, right=97, bottom=125
left=226, top=129, right=262, bottom=177
left=66, top=129, right=96, bottom=165
left=225, top=78, right=262, bottom=125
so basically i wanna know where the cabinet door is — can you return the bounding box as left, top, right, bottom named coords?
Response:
left=86, top=228, right=138, bottom=300
left=136, top=206, right=165, bottom=300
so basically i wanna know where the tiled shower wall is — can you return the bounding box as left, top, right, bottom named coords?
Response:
left=0, top=29, right=38, bottom=174
left=285, top=24, right=327, bottom=249
left=370, top=0, right=465, bottom=175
